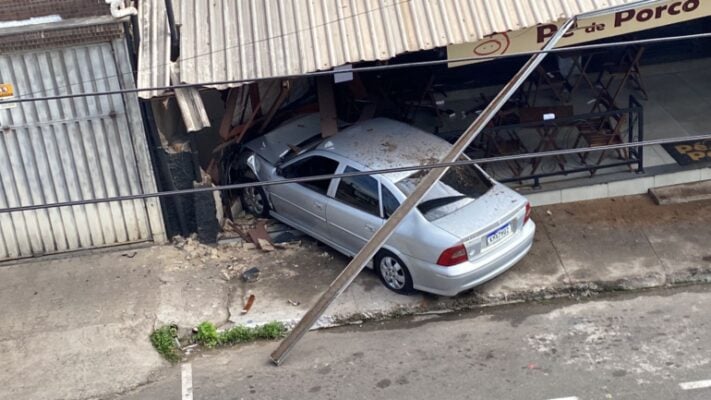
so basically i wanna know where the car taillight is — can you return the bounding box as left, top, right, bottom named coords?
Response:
left=437, top=244, right=468, bottom=267
left=524, top=202, right=532, bottom=225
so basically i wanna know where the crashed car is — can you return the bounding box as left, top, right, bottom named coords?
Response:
left=237, top=114, right=535, bottom=296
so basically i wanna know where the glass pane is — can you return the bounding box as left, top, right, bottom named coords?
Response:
left=381, top=186, right=400, bottom=219
left=396, top=159, right=492, bottom=221
left=284, top=156, right=339, bottom=194
left=336, top=167, right=380, bottom=216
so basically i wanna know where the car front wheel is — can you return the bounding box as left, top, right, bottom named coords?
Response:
left=376, top=251, right=414, bottom=295
left=240, top=172, right=270, bottom=218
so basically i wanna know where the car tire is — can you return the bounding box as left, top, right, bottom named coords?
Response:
left=375, top=250, right=414, bottom=295
left=240, top=171, right=270, bottom=218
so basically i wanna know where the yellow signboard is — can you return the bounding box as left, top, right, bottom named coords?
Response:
left=0, top=83, right=13, bottom=98
left=448, top=0, right=711, bottom=67
left=0, top=83, right=15, bottom=110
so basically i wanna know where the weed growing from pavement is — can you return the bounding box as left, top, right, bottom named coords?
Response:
left=195, top=322, right=220, bottom=348
left=150, top=325, right=180, bottom=363
left=150, top=321, right=287, bottom=362
left=195, top=321, right=286, bottom=347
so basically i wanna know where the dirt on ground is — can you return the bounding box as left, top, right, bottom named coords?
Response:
left=534, top=194, right=711, bottom=229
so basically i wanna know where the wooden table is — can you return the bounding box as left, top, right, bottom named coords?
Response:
left=519, top=105, right=575, bottom=174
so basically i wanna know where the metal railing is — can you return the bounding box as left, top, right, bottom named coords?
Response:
left=463, top=96, right=645, bottom=188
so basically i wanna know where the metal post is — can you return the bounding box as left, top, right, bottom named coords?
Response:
left=269, top=17, right=579, bottom=366
left=638, top=101, right=645, bottom=173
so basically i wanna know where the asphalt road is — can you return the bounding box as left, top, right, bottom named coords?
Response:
left=115, top=286, right=711, bottom=400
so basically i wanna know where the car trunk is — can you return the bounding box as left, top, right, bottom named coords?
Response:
left=430, top=185, right=528, bottom=254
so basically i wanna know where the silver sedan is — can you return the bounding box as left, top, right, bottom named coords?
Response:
left=238, top=114, right=535, bottom=296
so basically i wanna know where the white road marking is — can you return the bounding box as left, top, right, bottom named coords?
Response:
left=547, top=397, right=579, bottom=400
left=679, top=379, right=711, bottom=390
left=181, top=363, right=193, bottom=400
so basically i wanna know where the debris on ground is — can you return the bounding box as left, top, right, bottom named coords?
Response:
left=182, top=343, right=198, bottom=356
left=121, top=251, right=137, bottom=258
left=172, top=235, right=187, bottom=249
left=288, top=299, right=300, bottom=306
left=257, top=238, right=275, bottom=252
left=223, top=219, right=251, bottom=242
left=546, top=210, right=553, bottom=216
left=220, top=265, right=239, bottom=281
left=242, top=267, right=261, bottom=282
left=248, top=220, right=271, bottom=246
left=242, top=294, right=256, bottom=314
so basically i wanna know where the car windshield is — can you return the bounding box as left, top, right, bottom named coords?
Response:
left=396, top=162, right=492, bottom=221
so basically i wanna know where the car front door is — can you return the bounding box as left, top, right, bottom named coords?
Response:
left=326, top=166, right=385, bottom=256
left=269, top=155, right=338, bottom=241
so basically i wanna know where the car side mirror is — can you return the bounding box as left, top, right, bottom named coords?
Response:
left=276, top=166, right=284, bottom=176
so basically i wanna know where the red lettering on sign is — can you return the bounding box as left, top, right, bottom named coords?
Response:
left=615, top=0, right=699, bottom=27
left=537, top=24, right=557, bottom=43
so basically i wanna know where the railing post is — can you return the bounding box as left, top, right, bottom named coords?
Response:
left=637, top=104, right=645, bottom=173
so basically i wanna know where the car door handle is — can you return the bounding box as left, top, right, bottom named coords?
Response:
left=365, top=224, right=375, bottom=232
left=313, top=202, right=324, bottom=210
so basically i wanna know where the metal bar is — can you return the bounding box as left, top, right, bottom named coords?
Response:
left=637, top=99, right=645, bottom=173
left=268, top=17, right=579, bottom=366
left=498, top=161, right=639, bottom=184
left=481, top=106, right=638, bottom=132
left=2, top=132, right=711, bottom=215
left=164, top=0, right=180, bottom=62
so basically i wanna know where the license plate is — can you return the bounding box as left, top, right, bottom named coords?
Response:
left=486, top=224, right=511, bottom=246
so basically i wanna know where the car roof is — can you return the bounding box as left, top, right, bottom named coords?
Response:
left=317, top=118, right=451, bottom=182
left=245, top=113, right=322, bottom=165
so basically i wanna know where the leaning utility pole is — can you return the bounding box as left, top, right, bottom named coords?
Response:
left=270, top=1, right=660, bottom=366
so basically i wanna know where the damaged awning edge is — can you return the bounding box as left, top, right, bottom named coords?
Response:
left=136, top=0, right=644, bottom=100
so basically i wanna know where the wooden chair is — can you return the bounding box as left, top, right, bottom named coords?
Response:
left=484, top=127, right=528, bottom=177
left=573, top=93, right=629, bottom=174
left=470, top=104, right=527, bottom=178
left=522, top=64, right=572, bottom=105
left=596, top=45, right=648, bottom=103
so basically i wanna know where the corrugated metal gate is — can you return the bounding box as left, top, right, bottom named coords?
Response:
left=0, top=39, right=166, bottom=261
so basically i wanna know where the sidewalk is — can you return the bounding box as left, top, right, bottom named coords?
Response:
left=1, top=194, right=711, bottom=400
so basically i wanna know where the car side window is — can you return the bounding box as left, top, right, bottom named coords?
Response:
left=381, top=186, right=400, bottom=219
left=335, top=167, right=380, bottom=217
left=281, top=155, right=339, bottom=195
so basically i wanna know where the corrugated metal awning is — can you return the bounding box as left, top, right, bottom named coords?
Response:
left=137, top=0, right=637, bottom=98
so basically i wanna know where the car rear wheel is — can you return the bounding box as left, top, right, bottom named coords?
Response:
left=376, top=251, right=414, bottom=295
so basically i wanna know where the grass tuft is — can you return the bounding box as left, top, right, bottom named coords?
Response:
left=218, top=321, right=286, bottom=345
left=151, top=321, right=287, bottom=361
left=150, top=325, right=181, bottom=363
left=195, top=321, right=220, bottom=348
left=254, top=321, right=287, bottom=340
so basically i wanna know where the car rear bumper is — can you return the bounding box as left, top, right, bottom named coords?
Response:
left=409, top=220, right=536, bottom=296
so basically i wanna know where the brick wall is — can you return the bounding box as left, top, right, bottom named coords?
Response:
left=0, top=0, right=110, bottom=22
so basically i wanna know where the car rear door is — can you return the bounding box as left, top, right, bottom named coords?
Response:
left=269, top=155, right=338, bottom=240
left=326, top=166, right=384, bottom=256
